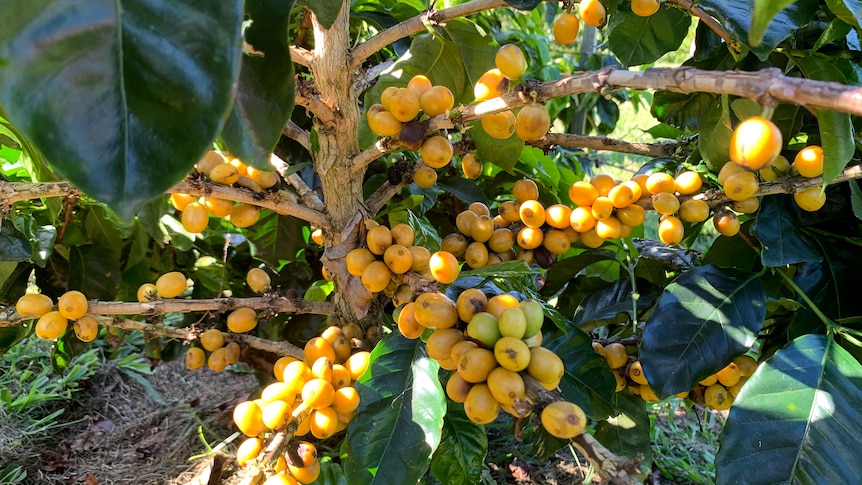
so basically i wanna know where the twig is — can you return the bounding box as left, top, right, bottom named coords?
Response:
left=170, top=181, right=329, bottom=228
left=354, top=59, right=395, bottom=94
left=532, top=133, right=684, bottom=158
left=282, top=121, right=310, bottom=152
left=270, top=153, right=325, bottom=212
left=0, top=180, right=78, bottom=205
left=350, top=138, right=404, bottom=173
left=290, top=46, right=313, bottom=68
left=350, top=0, right=509, bottom=69
left=666, top=0, right=736, bottom=49
left=295, top=93, right=336, bottom=126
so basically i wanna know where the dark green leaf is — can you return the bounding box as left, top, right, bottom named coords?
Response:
left=32, top=225, right=56, bottom=268
left=0, top=325, right=28, bottom=357
left=0, top=224, right=31, bottom=262
left=607, top=4, right=691, bottom=67
left=702, top=227, right=760, bottom=272
left=439, top=19, right=497, bottom=97
left=572, top=278, right=660, bottom=333
left=543, top=249, right=620, bottom=295
left=0, top=1, right=243, bottom=219
left=750, top=0, right=798, bottom=47
left=430, top=401, right=488, bottom=485
left=794, top=57, right=855, bottom=185
left=221, top=0, right=296, bottom=169
left=651, top=93, right=717, bottom=129
left=850, top=180, right=862, bottom=221
left=644, top=123, right=684, bottom=140
left=470, top=121, right=524, bottom=173
left=503, top=0, right=542, bottom=10
left=437, top=176, right=488, bottom=205
left=544, top=328, right=618, bottom=420
left=698, top=0, right=819, bottom=59
left=640, top=265, right=766, bottom=397
left=459, top=260, right=537, bottom=279
left=343, top=333, right=446, bottom=485
left=813, top=18, right=853, bottom=51
left=751, top=195, right=822, bottom=267
left=698, top=96, right=732, bottom=172
left=245, top=212, right=306, bottom=271
left=825, top=0, right=862, bottom=29
left=51, top=328, right=89, bottom=372
left=594, top=391, right=651, bottom=468
left=84, top=207, right=123, bottom=251
left=69, top=245, right=121, bottom=300
left=530, top=423, right=569, bottom=460
left=312, top=457, right=348, bottom=485
left=716, top=334, right=862, bottom=484
left=296, top=0, right=342, bottom=30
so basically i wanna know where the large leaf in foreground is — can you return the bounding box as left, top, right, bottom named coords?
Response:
left=221, top=0, right=296, bottom=169
left=716, top=333, right=862, bottom=484
left=0, top=1, right=243, bottom=219
left=594, top=391, right=651, bottom=469
left=430, top=401, right=487, bottom=485
left=544, top=328, right=618, bottom=420
left=752, top=195, right=822, bottom=267
left=608, top=3, right=691, bottom=67
left=343, top=333, right=446, bottom=485
left=640, top=265, right=766, bottom=397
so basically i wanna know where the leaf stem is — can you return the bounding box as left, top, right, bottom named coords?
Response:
left=773, top=268, right=836, bottom=330
left=620, top=239, right=640, bottom=334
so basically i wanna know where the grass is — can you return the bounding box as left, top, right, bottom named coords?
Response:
left=649, top=398, right=723, bottom=484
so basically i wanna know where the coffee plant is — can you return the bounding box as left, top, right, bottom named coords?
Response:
left=1, top=0, right=862, bottom=483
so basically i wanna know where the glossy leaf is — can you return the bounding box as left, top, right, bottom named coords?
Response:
left=459, top=260, right=537, bottom=279
left=470, top=121, right=524, bottom=173
left=794, top=57, right=855, bottom=185
left=0, top=224, right=32, bottom=262
left=503, top=0, right=542, bottom=10
left=296, top=0, right=342, bottom=29
left=640, top=265, right=766, bottom=397
left=0, top=325, right=28, bottom=357
left=430, top=401, right=488, bottom=485
left=651, top=93, right=717, bottom=129
left=69, top=245, right=121, bottom=300
left=221, top=0, right=296, bottom=169
left=245, top=212, right=307, bottom=271
left=0, top=1, right=243, bottom=219
left=594, top=391, right=651, bottom=469
left=530, top=423, right=569, bottom=460
left=315, top=457, right=348, bottom=485
left=436, top=19, right=497, bottom=96
left=698, top=96, right=732, bottom=172
left=343, top=333, right=446, bottom=485
left=544, top=328, right=618, bottom=420
left=825, top=0, right=862, bottom=29
left=572, top=278, right=660, bottom=332
left=437, top=176, right=488, bottom=205
left=543, top=249, right=620, bottom=295
left=850, top=180, right=862, bottom=221
left=607, top=4, right=690, bottom=67
left=698, top=0, right=818, bottom=59
left=751, top=195, right=822, bottom=267
left=750, top=0, right=798, bottom=47
left=716, top=334, right=862, bottom=484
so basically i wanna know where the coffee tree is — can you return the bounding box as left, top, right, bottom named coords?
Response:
left=1, top=0, right=861, bottom=483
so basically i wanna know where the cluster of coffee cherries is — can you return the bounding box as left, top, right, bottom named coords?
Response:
left=345, top=220, right=462, bottom=296
left=552, top=0, right=606, bottom=47
left=180, top=268, right=271, bottom=372
left=232, top=326, right=370, bottom=483
left=397, top=288, right=583, bottom=436
left=725, top=116, right=827, bottom=213
left=596, top=341, right=759, bottom=410
left=170, top=150, right=278, bottom=233
left=16, top=290, right=98, bottom=342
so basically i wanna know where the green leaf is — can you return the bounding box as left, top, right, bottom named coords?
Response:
left=0, top=1, right=243, bottom=219
left=716, top=334, right=862, bottom=484
left=438, top=19, right=497, bottom=97
left=651, top=93, right=717, bottom=129
left=825, top=0, right=862, bottom=29
left=314, top=457, right=348, bottom=485
left=469, top=121, right=524, bottom=173
left=430, top=401, right=488, bottom=485
left=543, top=249, right=620, bottom=295
left=84, top=207, right=123, bottom=251
left=607, top=4, right=691, bottom=67
left=698, top=0, right=819, bottom=59
left=343, top=333, right=446, bottom=485
left=698, top=96, right=732, bottom=172
left=459, top=260, right=537, bottom=279
left=69, top=245, right=121, bottom=300
left=794, top=57, right=855, bottom=185
left=572, top=278, right=661, bottom=332
left=750, top=0, right=798, bottom=47
left=751, top=195, right=822, bottom=267
left=812, top=18, right=853, bottom=51
left=503, top=0, right=542, bottom=10
left=594, top=391, right=651, bottom=468
left=530, top=423, right=569, bottom=460
left=221, top=0, right=296, bottom=169
left=544, top=328, right=618, bottom=420
left=0, top=224, right=32, bottom=262
left=850, top=180, right=862, bottom=221
left=295, top=0, right=342, bottom=30
left=51, top=329, right=89, bottom=372
left=0, top=325, right=28, bottom=357
left=640, top=265, right=766, bottom=397
left=245, top=212, right=307, bottom=271
left=437, top=176, right=488, bottom=205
